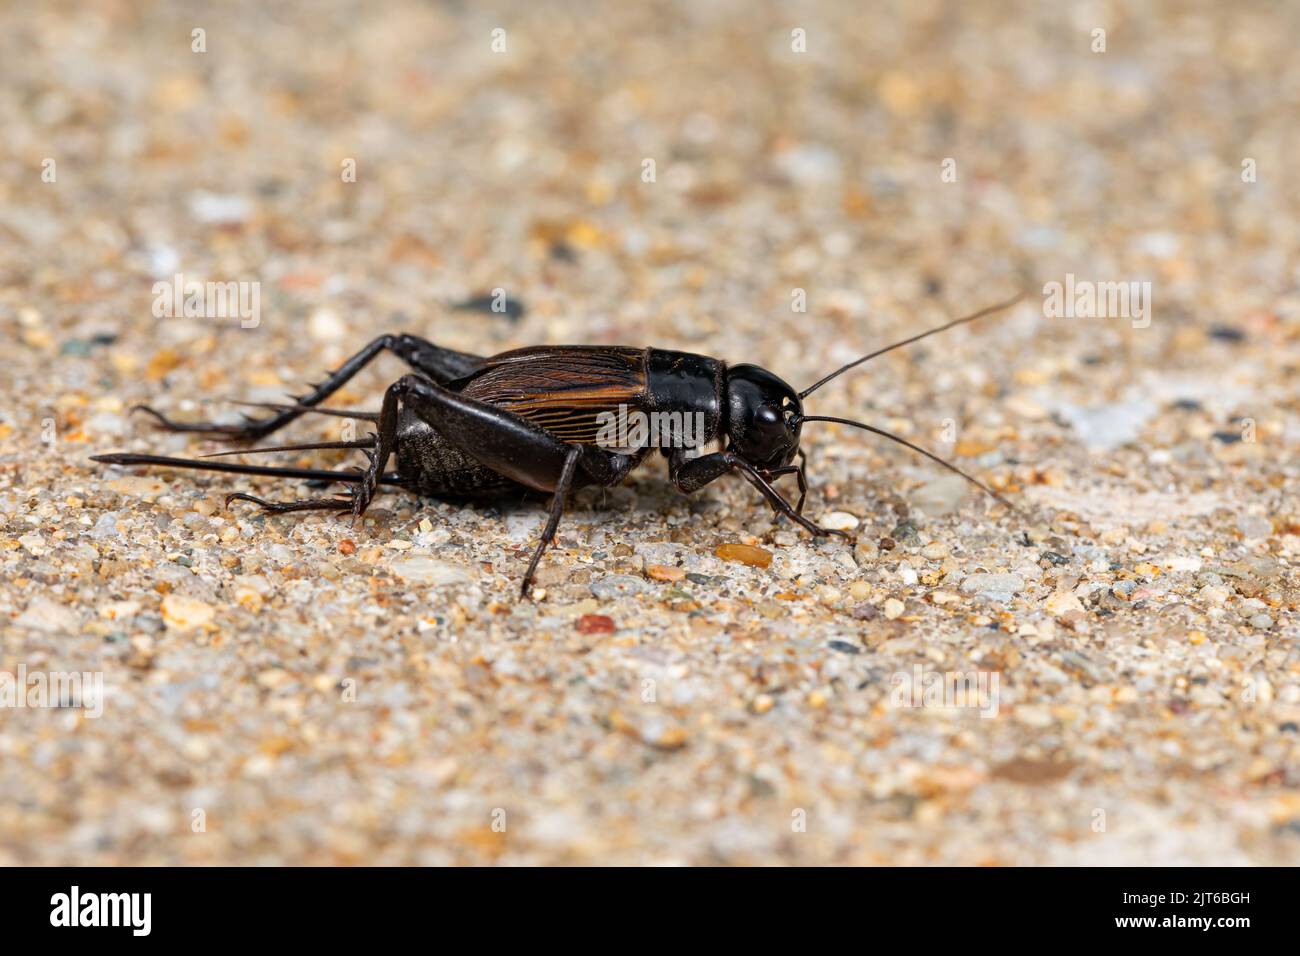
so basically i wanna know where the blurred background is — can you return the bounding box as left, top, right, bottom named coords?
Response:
left=0, top=1, right=1296, bottom=864
left=5, top=1, right=1296, bottom=377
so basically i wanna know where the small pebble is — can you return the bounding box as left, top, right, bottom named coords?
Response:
left=15, top=598, right=79, bottom=633
left=1045, top=591, right=1085, bottom=617
left=160, top=594, right=215, bottom=631
left=646, top=564, right=685, bottom=582
left=576, top=614, right=615, bottom=634
left=390, top=556, right=473, bottom=586
left=1237, top=515, right=1272, bottom=540
left=308, top=307, right=346, bottom=342
left=1208, top=324, right=1245, bottom=342
left=819, top=511, right=860, bottom=531
left=960, top=573, right=1025, bottom=598
left=911, top=475, right=967, bottom=516
left=590, top=574, right=651, bottom=599
left=883, top=598, right=905, bottom=619
left=890, top=521, right=921, bottom=545
left=649, top=725, right=689, bottom=750
left=1014, top=705, right=1054, bottom=728
left=715, top=543, right=773, bottom=568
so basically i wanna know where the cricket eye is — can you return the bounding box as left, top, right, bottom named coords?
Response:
left=780, top=398, right=799, bottom=430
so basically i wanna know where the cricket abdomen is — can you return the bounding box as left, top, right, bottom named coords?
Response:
left=395, top=412, right=523, bottom=499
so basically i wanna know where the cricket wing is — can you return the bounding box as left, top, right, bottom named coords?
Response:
left=456, top=346, right=647, bottom=444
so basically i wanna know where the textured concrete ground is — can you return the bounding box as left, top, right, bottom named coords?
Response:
left=1, top=0, right=1298, bottom=864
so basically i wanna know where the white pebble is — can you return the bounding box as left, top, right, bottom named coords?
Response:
left=308, top=307, right=346, bottom=342
left=15, top=598, right=79, bottom=633
left=911, top=475, right=967, bottom=516
left=390, top=555, right=474, bottom=586
left=819, top=511, right=860, bottom=531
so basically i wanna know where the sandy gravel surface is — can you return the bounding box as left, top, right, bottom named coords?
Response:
left=1, top=0, right=1298, bottom=864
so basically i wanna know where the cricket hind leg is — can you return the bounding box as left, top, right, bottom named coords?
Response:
left=136, top=334, right=486, bottom=441
left=92, top=453, right=398, bottom=516
left=351, top=374, right=638, bottom=593
left=354, top=373, right=630, bottom=510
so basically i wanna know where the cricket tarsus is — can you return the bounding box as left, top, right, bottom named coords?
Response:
left=89, top=453, right=400, bottom=487
left=198, top=438, right=376, bottom=459
left=133, top=404, right=262, bottom=435
left=95, top=296, right=1025, bottom=596
left=229, top=401, right=380, bottom=421
left=226, top=492, right=354, bottom=514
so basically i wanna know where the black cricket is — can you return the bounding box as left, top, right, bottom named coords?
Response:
left=92, top=294, right=1022, bottom=596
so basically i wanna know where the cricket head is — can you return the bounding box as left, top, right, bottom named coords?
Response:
left=723, top=364, right=803, bottom=470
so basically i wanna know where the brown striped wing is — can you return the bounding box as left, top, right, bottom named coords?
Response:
left=457, top=346, right=647, bottom=445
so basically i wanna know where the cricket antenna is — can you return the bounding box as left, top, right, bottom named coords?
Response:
left=798, top=292, right=1024, bottom=399
left=797, top=415, right=1017, bottom=511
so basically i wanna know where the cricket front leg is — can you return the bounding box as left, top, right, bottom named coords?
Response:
left=668, top=449, right=849, bottom=540
left=761, top=455, right=808, bottom=514
left=667, top=449, right=736, bottom=492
